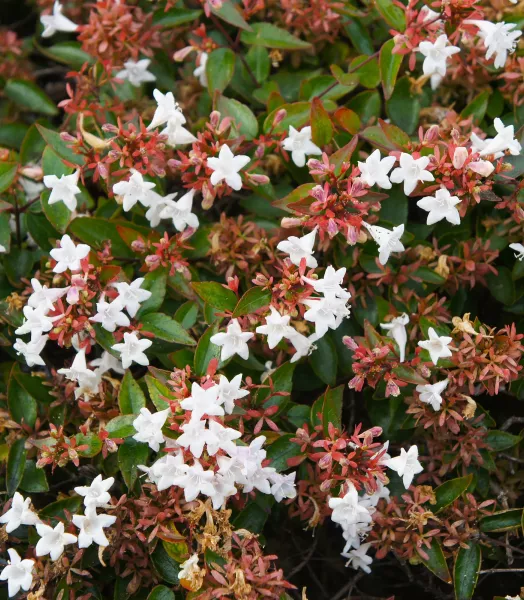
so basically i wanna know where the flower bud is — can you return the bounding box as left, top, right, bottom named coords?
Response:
left=452, top=147, right=468, bottom=169
left=272, top=109, right=287, bottom=127
left=145, top=254, right=161, bottom=269
left=131, top=238, right=146, bottom=253
left=468, top=160, right=494, bottom=177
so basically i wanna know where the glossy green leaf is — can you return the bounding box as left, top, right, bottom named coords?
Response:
left=311, top=97, right=333, bottom=146
left=206, top=48, right=235, bottom=96
left=216, top=96, right=258, bottom=139
left=266, top=434, right=302, bottom=471
left=454, top=542, right=481, bottom=600
left=310, top=336, right=338, bottom=386
left=8, top=365, right=38, bottom=429
left=141, top=313, right=196, bottom=346
left=380, top=38, right=403, bottom=100
left=192, top=281, right=237, bottom=312
left=211, top=0, right=252, bottom=31
left=151, top=543, right=180, bottom=585
left=432, top=475, right=473, bottom=513
left=118, top=438, right=149, bottom=491
left=5, top=79, right=58, bottom=116
left=19, top=460, right=49, bottom=493
left=0, top=162, right=18, bottom=193
left=7, top=438, right=27, bottom=496
left=480, top=509, right=523, bottom=532
left=233, top=287, right=271, bottom=317
left=119, top=371, right=147, bottom=415
left=321, top=385, right=344, bottom=435
left=485, top=430, right=521, bottom=451
left=105, top=414, right=137, bottom=439
left=135, top=269, right=168, bottom=318
left=375, top=0, right=406, bottom=31
left=240, top=23, right=311, bottom=50
left=147, top=585, right=176, bottom=600
left=194, top=324, right=222, bottom=377
left=420, top=538, right=452, bottom=583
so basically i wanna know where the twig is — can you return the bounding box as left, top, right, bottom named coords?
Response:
left=317, top=50, right=380, bottom=100
left=329, top=573, right=364, bottom=600
left=500, top=453, right=524, bottom=464
left=479, top=568, right=524, bottom=575
left=287, top=535, right=318, bottom=579
left=500, top=416, right=524, bottom=431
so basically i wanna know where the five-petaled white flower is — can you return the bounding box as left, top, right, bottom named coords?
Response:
left=15, top=305, right=59, bottom=341
left=147, top=89, right=182, bottom=130
left=390, top=153, right=434, bottom=195
left=13, top=335, right=48, bottom=367
left=172, top=461, right=216, bottom=502
left=160, top=114, right=197, bottom=147
left=385, top=445, right=423, bottom=488
left=357, top=149, right=396, bottom=189
left=465, top=20, right=522, bottom=69
left=132, top=407, right=171, bottom=451
left=277, top=228, right=318, bottom=268
left=417, top=34, right=460, bottom=89
left=115, top=58, right=156, bottom=87
left=342, top=543, right=373, bottom=574
left=43, top=171, right=81, bottom=212
left=112, top=169, right=156, bottom=212
left=302, top=265, right=351, bottom=300
left=509, top=243, right=524, bottom=261
left=28, top=278, right=68, bottom=313
left=0, top=492, right=40, bottom=533
left=302, top=296, right=350, bottom=338
left=210, top=319, right=254, bottom=361
left=282, top=126, right=322, bottom=168
left=73, top=507, right=117, bottom=548
left=418, top=327, right=453, bottom=365
left=417, top=188, right=461, bottom=225
left=50, top=234, right=90, bottom=273
left=112, top=332, right=152, bottom=369
left=90, top=296, right=130, bottom=332
left=90, top=351, right=125, bottom=375
left=216, top=374, right=249, bottom=414
left=193, top=52, right=208, bottom=86
left=35, top=522, right=77, bottom=561
left=416, top=379, right=449, bottom=411
left=470, top=118, right=521, bottom=158
left=112, top=278, right=152, bottom=318
left=180, top=382, right=224, bottom=419
left=159, top=189, right=199, bottom=231
left=207, top=145, right=250, bottom=191
left=363, top=222, right=405, bottom=266
left=256, top=306, right=296, bottom=349
left=205, top=419, right=242, bottom=456
left=0, top=549, right=34, bottom=598
left=75, top=474, right=115, bottom=508
left=57, top=349, right=99, bottom=398
left=270, top=472, right=297, bottom=502
left=40, top=0, right=78, bottom=37
left=380, top=313, right=409, bottom=362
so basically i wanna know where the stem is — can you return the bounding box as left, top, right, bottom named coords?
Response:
left=479, top=568, right=524, bottom=574
left=317, top=50, right=380, bottom=100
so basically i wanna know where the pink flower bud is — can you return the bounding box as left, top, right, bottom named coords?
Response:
left=280, top=217, right=304, bottom=228
left=145, top=254, right=161, bottom=269
left=209, top=111, right=221, bottom=128
left=424, top=124, right=440, bottom=143
left=102, top=123, right=119, bottom=133
left=386, top=379, right=401, bottom=397
left=247, top=173, right=270, bottom=185
left=342, top=336, right=358, bottom=350
left=468, top=160, right=494, bottom=177
left=272, top=109, right=287, bottom=127
left=452, top=147, right=468, bottom=169
left=173, top=46, right=194, bottom=62
left=60, top=132, right=77, bottom=142
left=19, top=165, right=43, bottom=180
left=168, top=158, right=182, bottom=169
left=131, top=238, right=146, bottom=253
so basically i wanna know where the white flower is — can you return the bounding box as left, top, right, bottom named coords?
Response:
left=28, top=278, right=68, bottom=313
left=160, top=116, right=197, bottom=147
left=172, top=461, right=216, bottom=502
left=390, top=153, right=434, bottom=195
left=112, top=169, right=156, bottom=212
left=363, top=222, right=405, bottom=266
left=0, top=492, right=40, bottom=533
left=205, top=420, right=242, bottom=456
left=50, top=234, right=90, bottom=273
left=0, top=549, right=34, bottom=598
left=57, top=348, right=97, bottom=386
left=40, top=1, right=78, bottom=37
left=510, top=243, right=524, bottom=261
left=302, top=296, right=350, bottom=338
left=179, top=554, right=201, bottom=584
left=210, top=319, right=254, bottom=361
left=155, top=452, right=187, bottom=491
left=277, top=228, right=318, bottom=268
left=208, top=474, right=237, bottom=509
left=208, top=145, right=250, bottom=191
left=13, top=335, right=48, bottom=367
left=358, top=149, right=396, bottom=189
left=420, top=6, right=442, bottom=25
left=35, top=522, right=77, bottom=561
left=73, top=507, right=116, bottom=548
left=289, top=331, right=315, bottom=363
left=158, top=189, right=199, bottom=231
left=180, top=383, right=224, bottom=419
left=418, top=327, right=453, bottom=365
left=302, top=265, right=351, bottom=300
left=416, top=379, right=449, bottom=411
left=256, top=306, right=295, bottom=349
left=342, top=542, right=373, bottom=574
left=193, top=52, right=208, bottom=86
left=177, top=417, right=208, bottom=458
left=282, top=126, right=322, bottom=167
left=417, top=34, right=460, bottom=89
left=385, top=445, right=423, bottom=488
left=147, top=89, right=183, bottom=130
left=465, top=20, right=522, bottom=69
left=144, top=192, right=168, bottom=227
left=112, top=332, right=152, bottom=369
left=90, top=296, right=130, bottom=332
left=329, top=485, right=373, bottom=532
left=216, top=374, right=249, bottom=414
left=115, top=58, right=156, bottom=87
left=270, top=472, right=297, bottom=502
left=74, top=474, right=114, bottom=508
left=111, top=278, right=152, bottom=319
left=0, top=244, right=6, bottom=253
left=90, top=351, right=125, bottom=375
left=43, top=171, right=81, bottom=211
left=15, top=305, right=59, bottom=341
left=132, top=407, right=171, bottom=452
left=417, top=188, right=461, bottom=226
left=471, top=118, right=521, bottom=158
left=380, top=313, right=409, bottom=362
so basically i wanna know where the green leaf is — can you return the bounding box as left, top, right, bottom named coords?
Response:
left=420, top=538, right=452, bottom=583
left=192, top=281, right=237, bottom=312
left=75, top=433, right=103, bottom=458
left=413, top=266, right=447, bottom=285
left=233, top=494, right=274, bottom=533
left=0, top=122, right=28, bottom=150
left=119, top=372, right=147, bottom=415
left=333, top=107, right=361, bottom=134
left=486, top=430, right=521, bottom=451
left=310, top=336, right=338, bottom=386
left=20, top=460, right=49, bottom=493
left=375, top=0, right=406, bottom=30
left=480, top=509, right=523, bottom=532
left=175, top=302, right=199, bottom=329
left=211, top=0, right=252, bottom=31
left=460, top=91, right=489, bottom=125
left=216, top=96, right=258, bottom=139
left=380, top=38, right=403, bottom=100
left=454, top=542, right=481, bottom=600
left=43, top=42, right=93, bottom=69
left=194, top=324, right=222, bottom=377
left=141, top=313, right=196, bottom=346
left=147, top=585, right=176, bottom=600
left=240, top=23, right=311, bottom=50
left=486, top=267, right=515, bottom=306
left=391, top=364, right=427, bottom=385
left=118, top=438, right=149, bottom=491
left=36, top=124, right=83, bottom=166
left=8, top=364, right=37, bottom=429
left=349, top=55, right=380, bottom=89
left=321, top=385, right=344, bottom=435
left=255, top=361, right=295, bottom=410
left=0, top=162, right=18, bottom=193
left=39, top=495, right=82, bottom=520
left=151, top=543, right=180, bottom=585
left=105, top=414, right=137, bottom=438
left=233, top=287, right=271, bottom=317
left=145, top=375, right=171, bottom=411
left=263, top=101, right=311, bottom=134
left=5, top=79, right=58, bottom=116
left=386, top=77, right=420, bottom=135
left=206, top=48, right=235, bottom=96
left=245, top=45, right=270, bottom=83
left=153, top=8, right=202, bottom=27
left=7, top=438, right=27, bottom=496
left=311, top=97, right=333, bottom=146
left=266, top=434, right=302, bottom=471
left=432, top=475, right=473, bottom=513
left=0, top=213, right=11, bottom=253
left=135, top=269, right=168, bottom=318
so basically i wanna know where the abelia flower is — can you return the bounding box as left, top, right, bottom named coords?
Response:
left=13, top=335, right=48, bottom=367
left=416, top=379, right=449, bottom=411
left=417, top=34, right=460, bottom=89
left=112, top=332, right=152, bottom=368
left=35, top=522, right=77, bottom=561
left=302, top=296, right=350, bottom=338
left=15, top=305, right=59, bottom=341
left=147, top=89, right=183, bottom=130
left=40, top=1, right=78, bottom=37
left=171, top=461, right=216, bottom=502
left=342, top=543, right=373, bottom=574
left=74, top=474, right=115, bottom=508
left=43, top=170, right=81, bottom=211
left=357, top=149, right=396, bottom=189
left=158, top=189, right=199, bottom=231
left=277, top=228, right=318, bottom=268
left=112, top=278, right=152, bottom=318
left=90, top=296, right=130, bottom=332
left=207, top=145, right=250, bottom=191
left=470, top=118, right=521, bottom=158
left=417, top=188, right=461, bottom=225
left=465, top=20, right=522, bottom=69
left=390, top=154, right=434, bottom=195
left=0, top=492, right=40, bottom=533
left=57, top=349, right=97, bottom=387
left=73, top=508, right=116, bottom=548
left=418, top=327, right=453, bottom=365
left=160, top=113, right=197, bottom=147
left=115, top=58, right=156, bottom=87
left=256, top=306, right=296, bottom=349
left=204, top=419, right=242, bottom=456
left=193, top=52, right=208, bottom=86
left=380, top=313, right=409, bottom=362
left=112, top=169, right=156, bottom=211
left=282, top=126, right=322, bottom=167
left=216, top=374, right=249, bottom=414
left=132, top=407, right=171, bottom=451
left=28, top=278, right=68, bottom=312
left=385, top=445, right=423, bottom=488
left=180, top=383, right=224, bottom=418
left=302, top=265, right=351, bottom=300
left=509, top=243, right=524, bottom=261
left=90, top=351, right=125, bottom=375
left=50, top=234, right=90, bottom=273
left=0, top=549, right=34, bottom=598
left=210, top=319, right=254, bottom=361
left=363, top=222, right=405, bottom=265
left=289, top=331, right=315, bottom=363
